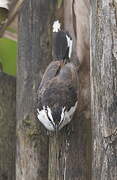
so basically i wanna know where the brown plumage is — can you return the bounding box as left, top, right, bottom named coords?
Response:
left=37, top=60, right=78, bottom=131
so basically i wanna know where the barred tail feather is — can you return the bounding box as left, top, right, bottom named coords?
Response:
left=52, top=20, right=72, bottom=60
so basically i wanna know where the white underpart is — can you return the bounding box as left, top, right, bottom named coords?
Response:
left=59, top=101, right=78, bottom=130
left=53, top=20, right=61, bottom=32
left=66, top=35, right=73, bottom=58
left=37, top=107, right=55, bottom=131
left=0, top=0, right=9, bottom=9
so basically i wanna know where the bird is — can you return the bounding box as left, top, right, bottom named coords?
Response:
left=36, top=20, right=78, bottom=131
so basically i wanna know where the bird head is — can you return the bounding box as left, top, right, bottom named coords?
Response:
left=37, top=105, right=66, bottom=131
left=51, top=106, right=66, bottom=131
left=37, top=101, right=77, bottom=132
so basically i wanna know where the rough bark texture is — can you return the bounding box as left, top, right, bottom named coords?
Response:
left=16, top=0, right=56, bottom=179
left=91, top=0, right=117, bottom=179
left=48, top=0, right=91, bottom=180
left=0, top=73, right=16, bottom=180
left=17, top=0, right=91, bottom=179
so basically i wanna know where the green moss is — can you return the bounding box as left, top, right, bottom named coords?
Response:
left=22, top=116, right=39, bottom=139
left=23, top=117, right=32, bottom=126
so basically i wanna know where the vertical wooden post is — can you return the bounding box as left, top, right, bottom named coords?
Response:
left=91, top=0, right=117, bottom=179
left=16, top=0, right=55, bottom=179
left=0, top=73, right=16, bottom=180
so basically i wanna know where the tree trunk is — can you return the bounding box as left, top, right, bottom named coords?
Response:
left=17, top=0, right=91, bottom=179
left=0, top=73, right=16, bottom=180
left=91, top=0, right=117, bottom=179
left=16, top=0, right=56, bottom=180
left=48, top=0, right=91, bottom=180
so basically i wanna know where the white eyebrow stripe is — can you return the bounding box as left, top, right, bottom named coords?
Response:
left=58, top=107, right=66, bottom=126
left=65, top=101, right=78, bottom=119
left=37, top=107, right=55, bottom=131
left=58, top=101, right=78, bottom=130
left=47, top=106, right=54, bottom=123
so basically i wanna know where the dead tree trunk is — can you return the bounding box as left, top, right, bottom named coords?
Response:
left=0, top=73, right=16, bottom=180
left=16, top=0, right=56, bottom=180
left=91, top=0, right=117, bottom=179
left=17, top=0, right=91, bottom=179
left=48, top=0, right=91, bottom=180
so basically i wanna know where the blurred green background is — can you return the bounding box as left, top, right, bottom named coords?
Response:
left=0, top=37, right=17, bottom=76
left=0, top=10, right=17, bottom=77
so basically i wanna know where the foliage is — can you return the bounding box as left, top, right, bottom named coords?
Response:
left=0, top=8, right=8, bottom=25
left=7, top=26, right=17, bottom=33
left=57, top=0, right=63, bottom=8
left=0, top=38, right=16, bottom=76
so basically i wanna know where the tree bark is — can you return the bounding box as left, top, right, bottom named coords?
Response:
left=0, top=73, right=16, bottom=180
left=17, top=0, right=91, bottom=179
left=91, top=0, right=117, bottom=179
left=16, top=0, right=56, bottom=180
left=48, top=0, right=91, bottom=180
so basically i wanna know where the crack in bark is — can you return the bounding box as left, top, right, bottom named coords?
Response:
left=103, top=127, right=117, bottom=153
left=0, top=106, right=3, bottom=119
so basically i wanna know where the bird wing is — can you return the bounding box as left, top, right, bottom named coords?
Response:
left=57, top=62, right=78, bottom=110
left=38, top=61, right=62, bottom=91
left=38, top=62, right=78, bottom=111
left=58, top=62, right=78, bottom=90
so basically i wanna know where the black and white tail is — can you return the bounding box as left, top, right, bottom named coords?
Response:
left=52, top=20, right=73, bottom=61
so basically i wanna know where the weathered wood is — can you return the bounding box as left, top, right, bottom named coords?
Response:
left=16, top=0, right=56, bottom=179
left=0, top=73, right=16, bottom=180
left=17, top=0, right=91, bottom=179
left=91, top=0, right=117, bottom=179
left=48, top=0, right=91, bottom=179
